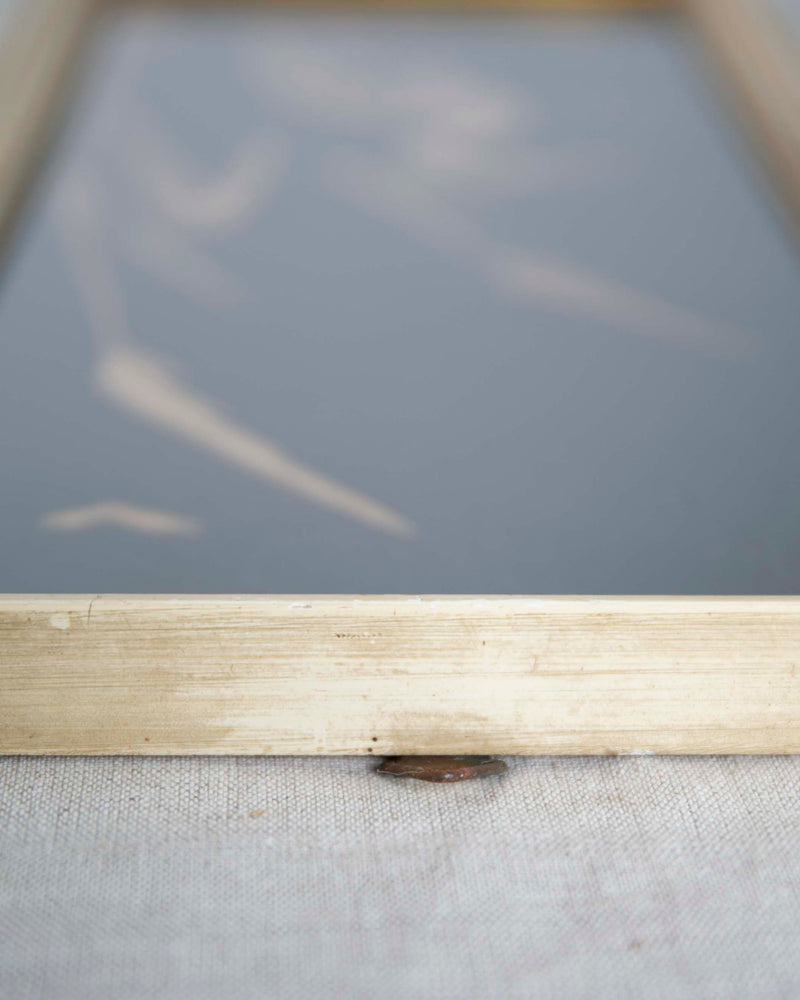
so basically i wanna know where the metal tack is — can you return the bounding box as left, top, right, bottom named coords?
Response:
left=376, top=755, right=508, bottom=783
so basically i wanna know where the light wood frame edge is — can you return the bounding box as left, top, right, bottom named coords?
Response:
left=3, top=595, right=800, bottom=755
left=0, top=0, right=99, bottom=256
left=684, top=0, right=800, bottom=237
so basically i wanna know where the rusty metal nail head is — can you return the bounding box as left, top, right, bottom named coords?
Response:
left=377, top=755, right=507, bottom=783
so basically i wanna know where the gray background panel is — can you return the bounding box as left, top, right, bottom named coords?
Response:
left=1, top=10, right=799, bottom=592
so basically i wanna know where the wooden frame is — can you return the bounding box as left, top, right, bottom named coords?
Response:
left=0, top=0, right=96, bottom=255
left=1, top=0, right=799, bottom=756
left=4, top=596, right=800, bottom=755
left=687, top=0, right=800, bottom=237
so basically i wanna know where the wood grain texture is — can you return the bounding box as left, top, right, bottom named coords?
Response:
left=3, top=595, right=800, bottom=755
left=686, top=0, right=800, bottom=235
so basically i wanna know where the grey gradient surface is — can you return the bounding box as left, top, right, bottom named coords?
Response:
left=1, top=10, right=799, bottom=593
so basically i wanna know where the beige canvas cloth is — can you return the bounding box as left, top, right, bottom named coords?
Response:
left=2, top=754, right=799, bottom=998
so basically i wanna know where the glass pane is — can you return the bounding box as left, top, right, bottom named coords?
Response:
left=2, top=7, right=799, bottom=592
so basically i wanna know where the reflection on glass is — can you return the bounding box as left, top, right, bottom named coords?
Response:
left=1, top=10, right=799, bottom=593
left=42, top=500, right=202, bottom=536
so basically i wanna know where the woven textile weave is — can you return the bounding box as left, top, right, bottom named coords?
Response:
left=2, top=755, right=799, bottom=998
